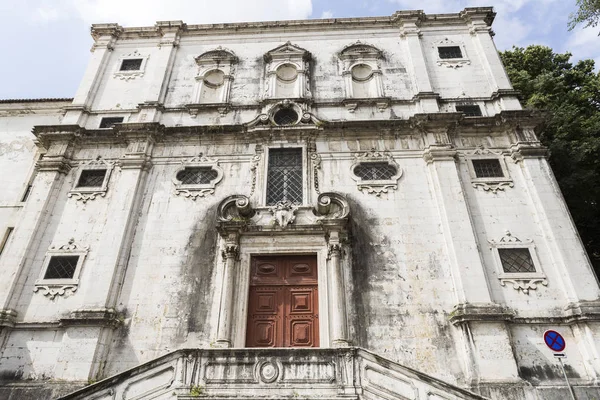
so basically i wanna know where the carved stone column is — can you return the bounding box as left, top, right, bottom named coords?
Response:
left=215, top=233, right=239, bottom=348
left=315, top=193, right=352, bottom=347
left=215, top=195, right=254, bottom=347
left=327, top=230, right=350, bottom=347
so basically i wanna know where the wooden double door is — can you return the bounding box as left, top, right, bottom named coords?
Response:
left=246, top=255, right=319, bottom=347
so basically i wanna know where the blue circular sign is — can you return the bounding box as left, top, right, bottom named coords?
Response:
left=544, top=330, right=566, bottom=352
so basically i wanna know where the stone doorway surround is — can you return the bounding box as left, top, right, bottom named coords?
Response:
left=214, top=192, right=351, bottom=349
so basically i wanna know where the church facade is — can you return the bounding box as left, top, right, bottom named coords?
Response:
left=1, top=7, right=599, bottom=400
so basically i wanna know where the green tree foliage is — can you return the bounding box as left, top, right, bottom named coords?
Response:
left=500, top=45, right=600, bottom=273
left=568, top=0, right=600, bottom=33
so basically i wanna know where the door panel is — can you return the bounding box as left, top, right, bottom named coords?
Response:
left=247, top=255, right=318, bottom=348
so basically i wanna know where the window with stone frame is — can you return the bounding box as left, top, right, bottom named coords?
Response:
left=488, top=232, right=547, bottom=294
left=34, top=239, right=89, bottom=299
left=266, top=148, right=303, bottom=205
left=172, top=155, right=224, bottom=200
left=68, top=157, right=115, bottom=203
left=463, top=149, right=513, bottom=193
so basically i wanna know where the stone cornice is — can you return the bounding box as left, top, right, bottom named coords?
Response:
left=450, top=301, right=600, bottom=326
left=90, top=8, right=496, bottom=42
left=59, top=308, right=122, bottom=329
left=29, top=110, right=545, bottom=146
left=450, top=303, right=515, bottom=325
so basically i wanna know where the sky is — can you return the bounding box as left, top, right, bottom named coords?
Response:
left=0, top=0, right=597, bottom=99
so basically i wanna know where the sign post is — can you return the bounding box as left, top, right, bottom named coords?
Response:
left=543, top=330, right=576, bottom=400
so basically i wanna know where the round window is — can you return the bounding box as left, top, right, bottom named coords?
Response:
left=273, top=108, right=299, bottom=126
left=276, top=64, right=298, bottom=82
left=203, top=70, right=225, bottom=88
left=351, top=64, right=373, bottom=81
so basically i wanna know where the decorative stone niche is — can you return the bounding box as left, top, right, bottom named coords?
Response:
left=264, top=42, right=312, bottom=100
left=68, top=156, right=115, bottom=203
left=339, top=42, right=388, bottom=112
left=350, top=149, right=402, bottom=196
left=34, top=238, right=89, bottom=299
left=488, top=231, right=547, bottom=295
left=172, top=154, right=223, bottom=200
left=189, top=47, right=237, bottom=116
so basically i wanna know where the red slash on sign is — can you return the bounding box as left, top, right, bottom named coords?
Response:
left=544, top=330, right=566, bottom=352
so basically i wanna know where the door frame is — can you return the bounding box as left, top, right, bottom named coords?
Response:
left=228, top=234, right=331, bottom=348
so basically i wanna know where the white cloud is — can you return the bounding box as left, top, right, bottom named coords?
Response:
left=321, top=10, right=334, bottom=19
left=33, top=0, right=313, bottom=26
left=566, top=26, right=600, bottom=69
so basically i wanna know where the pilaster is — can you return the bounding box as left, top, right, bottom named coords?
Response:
left=63, top=24, right=122, bottom=125
left=398, top=14, right=439, bottom=113
left=137, top=21, right=184, bottom=123
left=0, top=128, right=77, bottom=314
left=422, top=128, right=521, bottom=384
left=462, top=8, right=516, bottom=102
left=512, top=144, right=600, bottom=302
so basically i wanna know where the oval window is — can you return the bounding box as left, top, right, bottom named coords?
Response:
left=353, top=163, right=397, bottom=181
left=176, top=167, right=218, bottom=185
left=273, top=108, right=299, bottom=126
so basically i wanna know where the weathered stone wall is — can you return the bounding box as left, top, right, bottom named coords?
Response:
left=1, top=8, right=599, bottom=400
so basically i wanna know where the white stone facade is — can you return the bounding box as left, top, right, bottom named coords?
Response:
left=0, top=7, right=599, bottom=400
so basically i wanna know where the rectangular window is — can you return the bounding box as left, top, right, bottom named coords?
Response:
left=472, top=159, right=504, bottom=178
left=21, top=184, right=32, bottom=202
left=0, top=228, right=14, bottom=257
left=266, top=148, right=303, bottom=205
left=438, top=46, right=463, bottom=59
left=456, top=105, right=482, bottom=117
left=44, top=255, right=80, bottom=280
left=99, top=117, right=124, bottom=129
left=120, top=59, right=143, bottom=71
left=498, top=248, right=536, bottom=273
left=77, top=169, right=107, bottom=188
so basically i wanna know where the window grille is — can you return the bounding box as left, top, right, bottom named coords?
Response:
left=176, top=167, right=218, bottom=185
left=44, top=255, right=80, bottom=280
left=120, top=59, right=143, bottom=71
left=353, top=163, right=397, bottom=180
left=472, top=159, right=504, bottom=178
left=266, top=148, right=303, bottom=205
left=498, top=248, right=536, bottom=273
left=438, top=46, right=463, bottom=59
left=99, top=117, right=124, bottom=129
left=456, top=105, right=482, bottom=117
left=77, top=169, right=107, bottom=188
left=273, top=109, right=299, bottom=126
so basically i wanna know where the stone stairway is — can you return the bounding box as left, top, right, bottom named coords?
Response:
left=59, top=347, right=488, bottom=400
